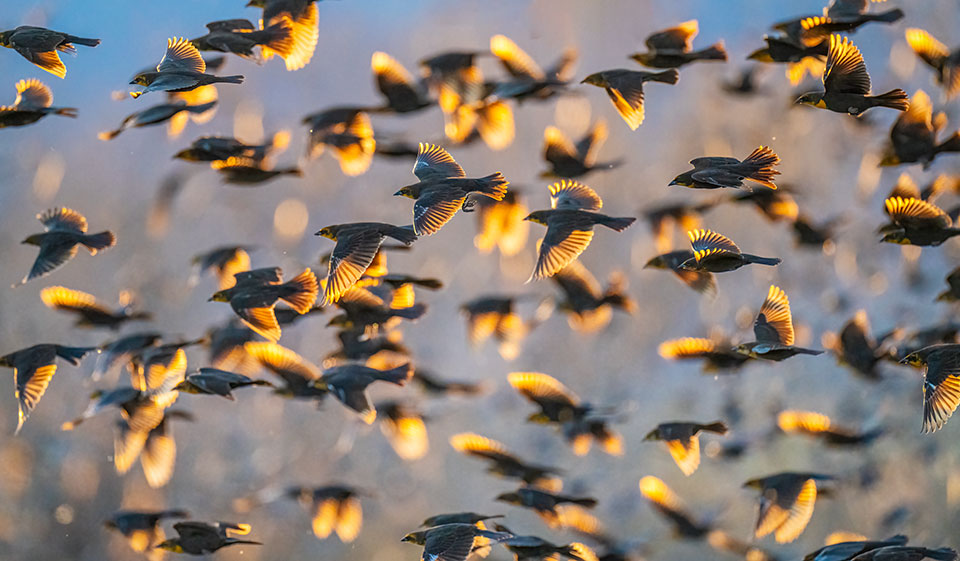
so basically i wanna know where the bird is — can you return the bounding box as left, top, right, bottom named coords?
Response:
left=824, top=0, right=905, bottom=23
left=209, top=156, right=301, bottom=184
left=40, top=286, right=150, bottom=329
left=748, top=33, right=828, bottom=86
left=208, top=267, right=319, bottom=341
left=17, top=207, right=116, bottom=286
left=581, top=69, right=678, bottom=130
left=744, top=472, right=834, bottom=543
left=286, top=485, right=364, bottom=541
left=243, top=341, right=327, bottom=399
left=680, top=229, right=781, bottom=272
left=246, top=0, right=319, bottom=71
left=315, top=222, right=418, bottom=305
left=629, top=20, right=727, bottom=68
left=449, top=432, right=563, bottom=491
left=488, top=34, right=577, bottom=102
left=496, top=527, right=599, bottom=561
left=644, top=422, right=728, bottom=476
left=777, top=410, right=883, bottom=446
left=377, top=401, right=429, bottom=460
left=669, top=146, right=780, bottom=190
left=104, top=509, right=190, bottom=559
left=0, top=78, right=76, bottom=128
left=899, top=344, right=960, bottom=433
left=173, top=368, right=273, bottom=399
left=394, top=143, right=509, bottom=236
left=507, top=371, right=589, bottom=424
left=92, top=332, right=163, bottom=381
left=190, top=246, right=252, bottom=290
left=849, top=546, right=958, bottom=561
left=303, top=108, right=377, bottom=176
left=658, top=337, right=751, bottom=372
left=472, top=190, right=530, bottom=256
left=310, top=362, right=412, bottom=424
left=98, top=100, right=217, bottom=140
left=525, top=180, right=635, bottom=281
left=370, top=51, right=432, bottom=113
left=905, top=28, right=960, bottom=100
left=325, top=284, right=427, bottom=336
left=551, top=260, right=635, bottom=333
left=540, top=121, right=620, bottom=179
left=155, top=521, right=261, bottom=554
left=821, top=310, right=893, bottom=380
left=460, top=295, right=538, bottom=360
left=644, top=251, right=717, bottom=295
left=0, top=343, right=96, bottom=433
left=638, top=476, right=713, bottom=539
left=0, top=26, right=99, bottom=78
left=880, top=90, right=960, bottom=168
left=496, top=488, right=597, bottom=528
left=803, top=535, right=909, bottom=561
left=190, top=18, right=293, bottom=63
left=412, top=370, right=489, bottom=398
left=735, top=285, right=824, bottom=361
left=175, top=132, right=289, bottom=163
left=129, top=38, right=244, bottom=99
left=728, top=188, right=799, bottom=222
left=879, top=196, right=960, bottom=246
left=795, top=35, right=908, bottom=114
left=402, top=523, right=513, bottom=561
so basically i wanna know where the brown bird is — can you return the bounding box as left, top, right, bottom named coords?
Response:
left=40, top=286, right=150, bottom=329
left=286, top=485, right=364, bottom=542
left=18, top=207, right=116, bottom=286
left=541, top=121, right=620, bottom=179
left=644, top=421, right=728, bottom=476
left=630, top=20, right=727, bottom=69
left=0, top=78, right=76, bottom=128
left=744, top=472, right=834, bottom=544
left=449, top=432, right=563, bottom=491
left=209, top=267, right=319, bottom=341
left=130, top=38, right=244, bottom=99
left=905, top=28, right=960, bottom=100
left=402, top=523, right=513, bottom=561
left=394, top=143, right=509, bottom=236
left=735, top=285, right=824, bottom=361
left=670, top=146, right=780, bottom=190
left=0, top=26, right=99, bottom=78
left=581, top=69, right=678, bottom=130
left=899, top=344, right=960, bottom=433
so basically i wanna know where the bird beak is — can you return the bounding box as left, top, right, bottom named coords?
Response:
left=898, top=356, right=910, bottom=365
left=393, top=189, right=404, bottom=197
left=668, top=180, right=679, bottom=186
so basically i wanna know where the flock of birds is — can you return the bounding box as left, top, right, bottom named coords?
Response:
left=4, top=0, right=960, bottom=559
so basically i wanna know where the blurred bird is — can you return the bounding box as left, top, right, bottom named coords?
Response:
left=630, top=20, right=727, bottom=68
left=190, top=18, right=293, bottom=63
left=496, top=526, right=599, bottom=561
left=210, top=156, right=301, bottom=184
left=191, top=246, right=252, bottom=290
left=473, top=190, right=530, bottom=256
left=562, top=414, right=624, bottom=457
left=644, top=421, right=728, bottom=476
left=777, top=410, right=882, bottom=446
left=93, top=332, right=162, bottom=381
left=413, top=370, right=489, bottom=397
left=822, top=310, right=893, bottom=380
left=638, top=476, right=713, bottom=538
left=803, top=534, right=908, bottom=561
left=243, top=341, right=326, bottom=399
left=209, top=267, right=319, bottom=341
left=450, top=432, right=563, bottom=491
left=526, top=180, right=635, bottom=280
left=40, top=286, right=150, bottom=329
left=508, top=371, right=589, bottom=424
left=402, top=523, right=513, bottom=561
left=721, top=66, right=764, bottom=96
left=744, top=472, right=834, bottom=544
left=460, top=295, right=542, bottom=360
left=247, top=0, right=319, bottom=70
left=680, top=229, right=781, bottom=272
left=670, top=146, right=780, bottom=190
left=541, top=121, right=620, bottom=179
left=1, top=343, right=96, bottom=433
left=551, top=260, right=635, bottom=333
left=735, top=285, right=824, bottom=361
left=370, top=51, right=432, bottom=113
left=419, top=50, right=485, bottom=116
left=156, top=521, right=260, bottom=554
left=905, top=28, right=960, bottom=100
left=325, top=284, right=427, bottom=336
left=17, top=207, right=116, bottom=286
left=850, top=546, right=957, bottom=561
left=0, top=79, right=75, bottom=128
left=0, top=26, right=99, bottom=78
left=489, top=34, right=577, bottom=102
left=315, top=223, right=417, bottom=304
left=581, top=69, right=678, bottom=130
left=311, top=362, right=412, bottom=424
left=729, top=188, right=799, bottom=222
left=796, top=35, right=908, bottom=114
left=879, top=196, right=960, bottom=246
left=644, top=251, right=717, bottom=295
left=286, top=485, right=364, bottom=542
left=825, top=0, right=904, bottom=22
left=936, top=267, right=960, bottom=302
left=748, top=33, right=827, bottom=86
left=303, top=108, right=376, bottom=175
left=130, top=38, right=243, bottom=99
left=496, top=488, right=597, bottom=528
left=174, top=368, right=273, bottom=399
left=104, top=509, right=189, bottom=561
left=658, top=336, right=751, bottom=372
left=880, top=90, right=960, bottom=167
left=377, top=401, right=429, bottom=460
left=99, top=100, right=216, bottom=140
left=394, top=143, right=509, bottom=236
left=175, top=132, right=289, bottom=164
left=899, top=344, right=960, bottom=433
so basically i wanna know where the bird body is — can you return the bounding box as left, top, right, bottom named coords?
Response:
left=156, top=521, right=260, bottom=554
left=19, top=207, right=116, bottom=286
left=736, top=285, right=823, bottom=361
left=630, top=20, right=727, bottom=69
left=316, top=222, right=417, bottom=304
left=0, top=26, right=99, bottom=78
left=0, top=78, right=75, bottom=128
left=670, top=146, right=780, bottom=190
left=130, top=38, right=243, bottom=99
left=210, top=267, right=319, bottom=341
left=680, top=229, right=781, bottom=272
left=900, top=344, right=960, bottom=433
left=581, top=69, right=678, bottom=130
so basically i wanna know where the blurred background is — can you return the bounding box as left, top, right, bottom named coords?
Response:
left=1, top=0, right=959, bottom=559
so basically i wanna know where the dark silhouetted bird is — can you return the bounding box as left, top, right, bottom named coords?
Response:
left=736, top=285, right=824, bottom=361
left=638, top=476, right=713, bottom=538
left=311, top=362, right=412, bottom=424
left=40, top=286, right=150, bottom=329
left=803, top=534, right=909, bottom=561
left=541, top=120, right=620, bottom=179
left=18, top=207, right=116, bottom=286
left=156, top=521, right=260, bottom=554
left=1, top=343, right=95, bottom=433
left=286, top=485, right=364, bottom=541
left=552, top=260, right=635, bottom=333
left=496, top=488, right=597, bottom=528
left=0, top=26, right=99, bottom=78
left=130, top=38, right=243, bottom=99
left=174, top=368, right=273, bottom=399
left=191, top=18, right=293, bottom=63
left=104, top=509, right=189, bottom=559
left=0, top=79, right=75, bottom=128
left=99, top=100, right=217, bottom=140
left=644, top=421, right=728, bottom=476
left=658, top=336, right=751, bottom=372
left=879, top=197, right=960, bottom=246
left=680, top=229, right=781, bottom=272
left=191, top=246, right=252, bottom=290
left=449, top=432, right=563, bottom=491
left=644, top=251, right=717, bottom=295
left=822, top=310, right=892, bottom=380
left=402, top=523, right=513, bottom=561
left=209, top=267, right=319, bottom=341
left=316, top=223, right=417, bottom=304
left=630, top=20, right=726, bottom=68
left=581, top=69, right=678, bottom=130
left=243, top=341, right=327, bottom=399
left=670, top=146, right=780, bottom=190
left=905, top=28, right=960, bottom=100
left=880, top=90, right=960, bottom=168
left=777, top=410, right=883, bottom=446
left=370, top=51, right=432, bottom=113
left=303, top=108, right=377, bottom=176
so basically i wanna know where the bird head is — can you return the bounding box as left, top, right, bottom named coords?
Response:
left=643, top=255, right=667, bottom=270
left=21, top=233, right=44, bottom=246
left=742, top=477, right=765, bottom=490
left=795, top=92, right=826, bottom=108
left=209, top=290, right=231, bottom=302
left=881, top=231, right=911, bottom=245
left=580, top=73, right=607, bottom=87
left=523, top=210, right=550, bottom=226
left=678, top=256, right=700, bottom=271
left=668, top=172, right=693, bottom=187
left=495, top=492, right=522, bottom=505
left=401, top=531, right=426, bottom=544
left=394, top=185, right=419, bottom=199
left=173, top=148, right=201, bottom=162
left=642, top=429, right=660, bottom=441
left=0, top=31, right=11, bottom=47
left=172, top=380, right=196, bottom=393
left=130, top=73, right=151, bottom=87
left=315, top=226, right=338, bottom=240
left=154, top=540, right=184, bottom=553
left=899, top=351, right=927, bottom=367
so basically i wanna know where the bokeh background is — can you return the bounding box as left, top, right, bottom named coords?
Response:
left=1, top=0, right=960, bottom=559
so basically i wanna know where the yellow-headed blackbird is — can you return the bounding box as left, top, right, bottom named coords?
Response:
left=449, top=432, right=563, bottom=491
left=845, top=546, right=957, bottom=561
left=303, top=108, right=376, bottom=175
left=748, top=34, right=827, bottom=86
left=526, top=180, right=635, bottom=281
left=1, top=343, right=95, bottom=433
left=402, top=523, right=513, bottom=561
left=395, top=143, right=509, bottom=235
left=777, top=410, right=882, bottom=446
left=825, top=0, right=904, bottom=22
left=581, top=69, right=678, bottom=130
left=191, top=18, right=293, bottom=63
left=802, top=534, right=909, bottom=561
left=247, top=0, right=319, bottom=71
left=325, top=330, right=410, bottom=369
left=658, top=336, right=751, bottom=372
left=413, top=370, right=489, bottom=397
left=775, top=11, right=901, bottom=49
left=315, top=223, right=417, bottom=304
left=105, top=509, right=189, bottom=558
left=0, top=79, right=75, bottom=128
left=496, top=527, right=599, bottom=561
left=325, top=285, right=427, bottom=337
left=497, top=488, right=597, bottom=528
left=40, top=286, right=150, bottom=329
left=877, top=322, right=960, bottom=364
left=130, top=38, right=243, bottom=99
left=630, top=20, right=726, bottom=69
left=643, top=200, right=715, bottom=253
left=552, top=260, right=634, bottom=333
left=210, top=156, right=301, bottom=184
left=99, top=100, right=217, bottom=140
left=681, top=229, right=781, bottom=272
left=670, top=146, right=780, bottom=190
left=821, top=310, right=891, bottom=380
left=644, top=422, right=728, bottom=476
left=461, top=295, right=540, bottom=361
left=937, top=267, right=960, bottom=302
left=644, top=251, right=717, bottom=295
left=905, top=28, right=960, bottom=100
left=311, top=362, right=412, bottom=424
left=191, top=246, right=252, bottom=290
left=210, top=267, right=318, bottom=341
left=93, top=332, right=162, bottom=380
left=156, top=521, right=260, bottom=554
left=286, top=485, right=363, bottom=542
left=371, top=52, right=432, bottom=113
left=18, top=207, right=116, bottom=286
left=796, top=35, right=908, bottom=114
left=541, top=121, right=620, bottom=179
left=744, top=472, right=833, bottom=543
left=244, top=341, right=327, bottom=399
left=508, top=371, right=588, bottom=424
left=638, top=476, right=712, bottom=539
left=736, top=285, right=824, bottom=360
left=473, top=190, right=530, bottom=256
left=880, top=90, right=960, bottom=167
left=175, top=132, right=289, bottom=163
left=174, top=368, right=273, bottom=399
left=900, top=344, right=960, bottom=433
left=489, top=35, right=577, bottom=101
left=0, top=26, right=99, bottom=78
left=730, top=188, right=799, bottom=222
left=377, top=400, right=428, bottom=460
left=879, top=197, right=960, bottom=246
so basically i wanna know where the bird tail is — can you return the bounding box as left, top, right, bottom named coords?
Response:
left=54, top=107, right=78, bottom=118
left=475, top=529, right=513, bottom=542
left=158, top=509, right=190, bottom=519
left=374, top=363, right=414, bottom=386
left=98, top=129, right=123, bottom=141
left=691, top=42, right=727, bottom=62
left=278, top=167, right=303, bottom=177
left=864, top=8, right=905, bottom=23
left=386, top=224, right=419, bottom=244
left=793, top=347, right=824, bottom=356
left=185, top=100, right=218, bottom=114
left=742, top=254, right=782, bottom=266
left=393, top=302, right=427, bottom=321
left=570, top=497, right=598, bottom=508
left=700, top=421, right=729, bottom=435
left=255, top=19, right=295, bottom=59
left=280, top=268, right=319, bottom=313
left=600, top=272, right=636, bottom=313
left=80, top=231, right=116, bottom=254
left=646, top=69, right=680, bottom=85
left=563, top=543, right=599, bottom=561
left=55, top=346, right=96, bottom=365
left=64, top=35, right=101, bottom=47
left=596, top=215, right=636, bottom=232
left=935, top=131, right=960, bottom=155
left=870, top=89, right=910, bottom=111
left=924, top=548, right=958, bottom=561
left=216, top=75, right=246, bottom=85
left=472, top=173, right=509, bottom=201
left=224, top=539, right=263, bottom=547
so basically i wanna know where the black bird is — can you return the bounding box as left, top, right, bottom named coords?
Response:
left=311, top=363, right=413, bottom=424
left=644, top=251, right=717, bottom=295
left=552, top=260, right=635, bottom=333
left=489, top=34, right=577, bottom=102
left=658, top=336, right=751, bottom=372
left=285, top=485, right=364, bottom=541
left=104, top=509, right=190, bottom=556
left=822, top=310, right=892, bottom=380
left=99, top=100, right=217, bottom=140
left=1, top=344, right=96, bottom=433
left=0, top=79, right=75, bottom=128
left=315, top=222, right=418, bottom=304
left=449, top=432, right=563, bottom=491
left=905, top=28, right=960, bottom=100
left=644, top=421, right=728, bottom=476
left=156, top=521, right=261, bottom=554
left=190, top=245, right=252, bottom=290
left=803, top=534, right=908, bottom=561
left=18, top=207, right=116, bottom=286
left=40, top=286, right=150, bottom=329
left=209, top=267, right=319, bottom=341
left=680, top=229, right=781, bottom=272
left=581, top=69, right=678, bottom=130
left=191, top=18, right=293, bottom=62
left=630, top=20, right=726, bottom=68
left=777, top=410, right=883, bottom=446
left=175, top=133, right=289, bottom=164
left=541, top=121, right=620, bottom=179
left=130, top=38, right=244, bottom=99
left=243, top=341, right=327, bottom=399
left=638, top=476, right=713, bottom=539
left=496, top=488, right=597, bottom=528
left=670, top=146, right=780, bottom=190
left=402, top=523, right=513, bottom=561
left=879, top=196, right=960, bottom=246
left=735, top=285, right=824, bottom=361
left=210, top=156, right=301, bottom=184
left=371, top=51, right=432, bottom=113
left=92, top=332, right=162, bottom=380
left=303, top=107, right=377, bottom=176
left=497, top=527, right=599, bottom=561
left=0, top=25, right=99, bottom=78
left=900, top=344, right=960, bottom=433
left=880, top=90, right=960, bottom=168
left=174, top=368, right=273, bottom=399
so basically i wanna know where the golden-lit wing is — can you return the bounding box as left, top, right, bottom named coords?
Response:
left=889, top=174, right=922, bottom=200
left=211, top=156, right=260, bottom=171
left=824, top=531, right=868, bottom=545
left=578, top=120, right=608, bottom=167
left=26, top=50, right=66, bottom=79
left=413, top=142, right=465, bottom=180
left=923, top=351, right=960, bottom=433
left=142, top=348, right=188, bottom=394
left=40, top=207, right=88, bottom=233
left=773, top=479, right=817, bottom=543
left=605, top=83, right=644, bottom=131
left=218, top=248, right=251, bottom=290
left=646, top=20, right=699, bottom=52
left=549, top=180, right=603, bottom=211
left=786, top=57, right=826, bottom=87
left=14, top=78, right=53, bottom=109
left=777, top=411, right=832, bottom=434
left=40, top=286, right=109, bottom=315
left=443, top=104, right=478, bottom=143
left=389, top=283, right=416, bottom=310
left=474, top=202, right=506, bottom=253
left=823, top=35, right=870, bottom=95
left=169, top=84, right=218, bottom=125
left=372, top=51, right=418, bottom=100
left=905, top=28, right=950, bottom=69
left=158, top=37, right=205, bottom=73
left=658, top=337, right=717, bottom=359
left=532, top=228, right=594, bottom=280
left=234, top=305, right=281, bottom=342
left=466, top=311, right=501, bottom=347
left=900, top=90, right=933, bottom=128
left=324, top=229, right=383, bottom=305
left=141, top=422, right=176, bottom=488
left=689, top=228, right=740, bottom=262
left=490, top=34, right=544, bottom=80
left=754, top=285, right=795, bottom=346
left=507, top=371, right=580, bottom=405
left=449, top=432, right=510, bottom=459
left=544, top=126, right=578, bottom=164
left=885, top=196, right=952, bottom=228
left=331, top=112, right=375, bottom=176
left=244, top=341, right=322, bottom=380
left=335, top=496, right=363, bottom=542
left=114, top=421, right=148, bottom=474
left=311, top=498, right=338, bottom=539
left=276, top=3, right=319, bottom=70
left=476, top=100, right=515, bottom=151
left=14, top=363, right=57, bottom=432
left=665, top=437, right=700, bottom=476
left=381, top=414, right=429, bottom=460
left=413, top=194, right=465, bottom=236
left=639, top=476, right=685, bottom=510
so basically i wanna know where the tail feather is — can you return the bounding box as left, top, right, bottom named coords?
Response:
left=185, top=100, right=218, bottom=114
left=601, top=273, right=636, bottom=313
left=258, top=20, right=295, bottom=58
left=80, top=231, right=116, bottom=253
left=692, top=43, right=727, bottom=62
left=55, top=345, right=96, bottom=365
left=571, top=497, right=598, bottom=508
left=476, top=529, right=513, bottom=542
left=64, top=35, right=100, bottom=47
left=597, top=215, right=636, bottom=232
left=793, top=347, right=824, bottom=356
left=935, top=131, right=960, bottom=154
left=473, top=173, right=509, bottom=200
left=647, top=69, right=679, bottom=85
left=925, top=547, right=958, bottom=561
left=386, top=225, right=418, bottom=244
left=741, top=146, right=780, bottom=189
left=216, top=75, right=245, bottom=85
left=280, top=268, right=319, bottom=313
left=375, top=363, right=413, bottom=385
left=871, top=89, right=910, bottom=111
left=54, top=107, right=77, bottom=118
left=742, top=254, right=782, bottom=266
left=865, top=8, right=905, bottom=23
left=159, top=509, right=190, bottom=519
left=700, top=421, right=729, bottom=435
left=394, top=302, right=427, bottom=320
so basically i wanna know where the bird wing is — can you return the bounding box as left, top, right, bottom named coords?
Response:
left=15, top=46, right=66, bottom=79
left=553, top=259, right=603, bottom=300
left=884, top=196, right=951, bottom=229
left=658, top=337, right=718, bottom=359
left=114, top=420, right=148, bottom=474
left=40, top=285, right=111, bottom=316
left=689, top=229, right=741, bottom=261
left=335, top=496, right=363, bottom=542
left=324, top=229, right=383, bottom=305
left=27, top=243, right=79, bottom=283
left=604, top=80, right=645, bottom=131
left=532, top=224, right=594, bottom=281
left=14, top=78, right=53, bottom=109
left=413, top=191, right=465, bottom=236
left=576, top=120, right=608, bottom=167
left=923, top=349, right=960, bottom=433
left=141, top=419, right=176, bottom=488
left=905, top=28, right=950, bottom=69
left=689, top=156, right=740, bottom=169
left=449, top=432, right=515, bottom=464
left=244, top=341, right=321, bottom=383
left=645, top=20, right=698, bottom=52
left=14, top=361, right=56, bottom=432
left=823, top=35, right=871, bottom=95
left=233, top=304, right=281, bottom=342
left=754, top=285, right=795, bottom=345
left=664, top=437, right=701, bottom=476
left=425, top=528, right=480, bottom=561
left=543, top=126, right=579, bottom=167
left=157, top=37, right=206, bottom=73
left=773, top=479, right=818, bottom=543
left=40, top=207, right=87, bottom=233
left=331, top=384, right=375, bottom=424
left=490, top=35, right=544, bottom=80
left=413, top=143, right=465, bottom=180
left=549, top=180, right=603, bottom=211
left=507, top=371, right=580, bottom=406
